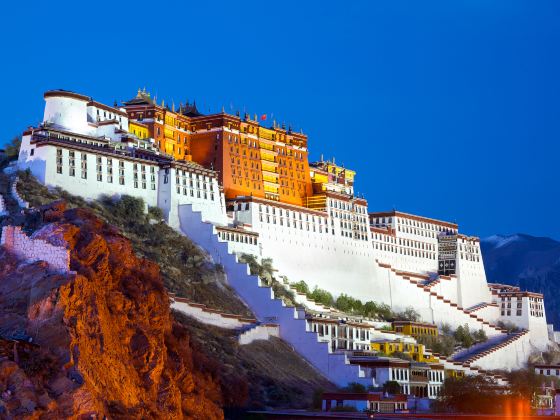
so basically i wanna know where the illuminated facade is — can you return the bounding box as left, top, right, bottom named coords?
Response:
left=124, top=89, right=313, bottom=206
left=15, top=89, right=553, bottom=380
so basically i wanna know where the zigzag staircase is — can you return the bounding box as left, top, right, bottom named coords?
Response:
left=178, top=205, right=370, bottom=387
left=449, top=330, right=529, bottom=369
left=375, top=260, right=506, bottom=336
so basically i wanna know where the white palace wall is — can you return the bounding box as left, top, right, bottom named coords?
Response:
left=178, top=204, right=372, bottom=387
left=232, top=201, right=378, bottom=299
left=456, top=256, right=493, bottom=309
left=428, top=276, right=459, bottom=304
left=44, top=95, right=90, bottom=134
left=18, top=137, right=225, bottom=226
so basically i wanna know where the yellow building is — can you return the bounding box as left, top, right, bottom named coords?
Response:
left=392, top=321, right=438, bottom=338
left=129, top=121, right=150, bottom=140
left=309, top=158, right=356, bottom=196
left=446, top=369, right=465, bottom=379
left=370, top=339, right=438, bottom=363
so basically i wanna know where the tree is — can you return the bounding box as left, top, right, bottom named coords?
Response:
left=148, top=206, right=163, bottom=220
left=334, top=294, right=364, bottom=314
left=343, top=382, right=366, bottom=393
left=362, top=301, right=394, bottom=320
left=238, top=254, right=275, bottom=284
left=376, top=303, right=394, bottom=321
left=440, top=323, right=452, bottom=335
left=4, top=136, right=21, bottom=160
left=309, top=287, right=334, bottom=307
left=396, top=306, right=420, bottom=322
left=416, top=334, right=456, bottom=357
left=507, top=368, right=560, bottom=400
left=114, top=195, right=145, bottom=220
left=383, top=380, right=401, bottom=395
left=497, top=320, right=519, bottom=333
left=259, top=257, right=275, bottom=283
left=435, top=376, right=506, bottom=414
left=454, top=324, right=474, bottom=348
left=473, top=328, right=488, bottom=343
left=292, top=280, right=310, bottom=295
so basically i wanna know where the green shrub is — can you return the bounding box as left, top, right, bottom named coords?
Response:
left=309, top=287, right=334, bottom=307
left=113, top=195, right=145, bottom=220
left=148, top=205, right=164, bottom=220
left=4, top=136, right=21, bottom=160
left=292, top=280, right=310, bottom=294
left=497, top=320, right=520, bottom=333
left=343, top=382, right=366, bottom=392
left=382, top=380, right=401, bottom=394
left=395, top=306, right=421, bottom=322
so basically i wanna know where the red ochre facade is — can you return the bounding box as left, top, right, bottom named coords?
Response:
left=124, top=92, right=313, bottom=206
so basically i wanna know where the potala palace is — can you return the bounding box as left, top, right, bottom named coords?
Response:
left=10, top=89, right=559, bottom=402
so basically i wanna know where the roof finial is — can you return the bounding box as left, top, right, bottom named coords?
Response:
left=137, top=88, right=142, bottom=97
left=172, top=100, right=175, bottom=112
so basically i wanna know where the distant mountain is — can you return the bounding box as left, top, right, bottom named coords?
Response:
left=480, top=233, right=560, bottom=329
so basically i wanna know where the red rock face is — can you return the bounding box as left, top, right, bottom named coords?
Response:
left=0, top=207, right=224, bottom=419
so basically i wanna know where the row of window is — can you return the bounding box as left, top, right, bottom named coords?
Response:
left=175, top=186, right=214, bottom=201
left=373, top=233, right=437, bottom=251
left=217, top=230, right=257, bottom=245
left=259, top=213, right=333, bottom=234
left=94, top=107, right=122, bottom=122
left=330, top=199, right=366, bottom=214
left=309, top=322, right=371, bottom=341
left=175, top=176, right=214, bottom=191
left=373, top=242, right=437, bottom=260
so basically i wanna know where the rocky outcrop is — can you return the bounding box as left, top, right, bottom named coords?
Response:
left=0, top=205, right=223, bottom=419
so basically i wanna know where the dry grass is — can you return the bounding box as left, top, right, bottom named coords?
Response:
left=174, top=310, right=335, bottom=412
left=16, top=171, right=251, bottom=317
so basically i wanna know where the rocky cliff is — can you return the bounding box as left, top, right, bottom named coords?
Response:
left=0, top=205, right=223, bottom=419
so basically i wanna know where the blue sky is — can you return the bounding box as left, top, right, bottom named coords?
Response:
left=2, top=1, right=559, bottom=239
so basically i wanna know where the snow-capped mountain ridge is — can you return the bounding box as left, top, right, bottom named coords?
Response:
left=480, top=233, right=560, bottom=329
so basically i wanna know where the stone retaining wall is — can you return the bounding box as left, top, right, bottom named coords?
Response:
left=238, top=324, right=280, bottom=345
left=11, top=177, right=29, bottom=209
left=170, top=295, right=256, bottom=329
left=0, top=226, right=69, bottom=272
left=0, top=193, right=7, bottom=216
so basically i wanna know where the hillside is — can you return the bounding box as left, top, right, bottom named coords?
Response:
left=11, top=170, right=251, bottom=317
left=481, top=233, right=560, bottom=329
left=0, top=170, right=335, bottom=416
left=0, top=205, right=223, bottom=418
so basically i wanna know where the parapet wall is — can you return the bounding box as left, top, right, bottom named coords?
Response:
left=0, top=193, right=7, bottom=216
left=238, top=324, right=280, bottom=345
left=0, top=225, right=70, bottom=272
left=11, top=177, right=29, bottom=209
